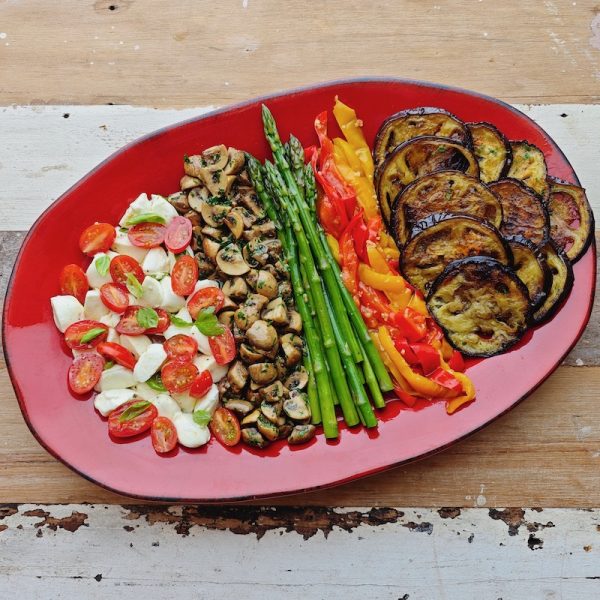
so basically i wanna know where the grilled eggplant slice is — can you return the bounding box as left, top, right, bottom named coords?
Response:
left=488, top=178, right=549, bottom=247
left=547, top=178, right=595, bottom=263
left=373, top=107, right=471, bottom=167
left=427, top=257, right=531, bottom=357
left=533, top=242, right=574, bottom=324
left=400, top=214, right=511, bottom=294
left=391, top=171, right=503, bottom=246
left=467, top=122, right=511, bottom=183
left=377, top=136, right=479, bottom=224
left=506, top=235, right=550, bottom=310
left=506, top=141, right=549, bottom=199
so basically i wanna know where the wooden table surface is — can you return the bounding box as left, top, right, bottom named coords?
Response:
left=1, top=1, right=600, bottom=597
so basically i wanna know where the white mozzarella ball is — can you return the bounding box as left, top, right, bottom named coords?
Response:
left=160, top=276, right=186, bottom=312
left=106, top=328, right=120, bottom=344
left=189, top=327, right=211, bottom=355
left=149, top=194, right=179, bottom=225
left=95, top=364, right=137, bottom=392
left=99, top=312, right=121, bottom=328
left=173, top=413, right=210, bottom=448
left=193, top=354, right=228, bottom=382
left=86, top=251, right=117, bottom=289
left=119, top=334, right=152, bottom=359
left=83, top=289, right=110, bottom=321
left=50, top=295, right=84, bottom=333
left=138, top=276, right=164, bottom=308
left=193, top=384, right=219, bottom=416
left=118, top=193, right=150, bottom=227
left=142, top=247, right=170, bottom=276
left=111, top=231, right=149, bottom=263
left=151, top=394, right=182, bottom=421
left=94, top=388, right=136, bottom=417
left=133, top=343, right=167, bottom=382
left=189, top=279, right=220, bottom=297
left=172, top=390, right=196, bottom=413
left=134, top=382, right=160, bottom=402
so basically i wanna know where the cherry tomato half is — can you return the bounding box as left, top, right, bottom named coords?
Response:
left=187, top=287, right=225, bottom=320
left=109, top=255, right=145, bottom=285
left=164, top=216, right=193, bottom=253
left=208, top=326, right=236, bottom=365
left=79, top=223, right=116, bottom=256
left=210, top=407, right=241, bottom=447
left=161, top=360, right=198, bottom=394
left=100, top=282, right=130, bottom=313
left=151, top=416, right=178, bottom=454
left=163, top=334, right=198, bottom=362
left=97, top=341, right=137, bottom=370
left=190, top=369, right=213, bottom=399
left=68, top=353, right=104, bottom=395
left=108, top=399, right=158, bottom=438
left=145, top=308, right=170, bottom=334
left=127, top=222, right=166, bottom=249
left=64, top=320, right=108, bottom=350
left=59, top=264, right=89, bottom=304
left=116, top=305, right=146, bottom=336
left=171, top=255, right=198, bottom=296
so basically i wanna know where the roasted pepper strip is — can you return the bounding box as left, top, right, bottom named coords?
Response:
left=358, top=264, right=408, bottom=293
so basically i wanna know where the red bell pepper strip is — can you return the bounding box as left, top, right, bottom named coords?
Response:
left=339, top=226, right=360, bottom=296
left=345, top=211, right=369, bottom=264
left=394, top=307, right=428, bottom=343
left=410, top=342, right=441, bottom=376
left=448, top=350, right=466, bottom=372
left=429, top=367, right=464, bottom=393
left=395, top=388, right=418, bottom=407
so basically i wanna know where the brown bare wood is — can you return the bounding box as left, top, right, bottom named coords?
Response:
left=0, top=1, right=600, bottom=108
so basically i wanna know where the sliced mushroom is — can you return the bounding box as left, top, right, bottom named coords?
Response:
left=236, top=188, right=265, bottom=218
left=202, top=144, right=229, bottom=172
left=222, top=277, right=248, bottom=301
left=217, top=378, right=231, bottom=397
left=168, top=191, right=189, bottom=213
left=200, top=168, right=236, bottom=196
left=285, top=367, right=308, bottom=391
left=188, top=186, right=209, bottom=212
left=202, top=237, right=220, bottom=261
left=246, top=389, right=262, bottom=405
left=246, top=320, right=278, bottom=351
left=227, top=360, right=248, bottom=393
left=234, top=294, right=268, bottom=330
left=183, top=155, right=205, bottom=178
left=283, top=393, right=311, bottom=422
left=237, top=169, right=252, bottom=187
left=218, top=310, right=235, bottom=328
left=239, top=343, right=265, bottom=364
left=216, top=243, right=249, bottom=276
left=257, top=414, right=279, bottom=441
left=221, top=295, right=237, bottom=311
left=260, top=400, right=282, bottom=424
left=278, top=423, right=293, bottom=440
left=241, top=427, right=267, bottom=448
left=231, top=323, right=245, bottom=344
left=288, top=424, right=316, bottom=445
left=244, top=239, right=271, bottom=266
left=200, top=200, right=230, bottom=228
left=241, top=409, right=261, bottom=426
left=254, top=270, right=279, bottom=299
left=286, top=310, right=302, bottom=333
left=260, top=380, right=285, bottom=402
left=223, top=398, right=254, bottom=416
left=275, top=355, right=288, bottom=380
left=180, top=175, right=201, bottom=191
left=278, top=281, right=292, bottom=301
left=224, top=148, right=245, bottom=175
left=272, top=260, right=289, bottom=279
left=281, top=333, right=303, bottom=367
left=248, top=362, right=278, bottom=385
left=196, top=253, right=216, bottom=277
left=200, top=225, right=223, bottom=240
left=233, top=206, right=257, bottom=229
left=262, top=297, right=289, bottom=325
left=224, top=209, right=244, bottom=239
left=249, top=379, right=263, bottom=391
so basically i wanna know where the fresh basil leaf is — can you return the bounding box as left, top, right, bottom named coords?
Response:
left=147, top=373, right=167, bottom=392
left=170, top=315, right=193, bottom=327
left=136, top=307, right=159, bottom=329
left=95, top=255, right=111, bottom=276
left=125, top=212, right=166, bottom=226
left=126, top=272, right=144, bottom=298
left=193, top=409, right=211, bottom=427
left=80, top=327, right=106, bottom=344
left=103, top=360, right=115, bottom=370
left=119, top=400, right=152, bottom=423
left=194, top=307, right=224, bottom=337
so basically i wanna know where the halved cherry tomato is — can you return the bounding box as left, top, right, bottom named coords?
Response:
left=190, top=369, right=213, bottom=399
left=208, top=327, right=236, bottom=365
left=127, top=222, right=166, bottom=249
left=59, top=264, right=88, bottom=304
left=164, top=216, right=193, bottom=253
left=145, top=308, right=170, bottom=334
left=187, top=287, right=225, bottom=320
left=68, top=353, right=104, bottom=394
left=151, top=416, right=178, bottom=453
left=171, top=255, right=198, bottom=296
left=99, top=282, right=129, bottom=313
left=116, top=306, right=146, bottom=335
left=108, top=399, right=158, bottom=438
left=163, top=334, right=198, bottom=362
left=97, top=341, right=137, bottom=370
left=64, top=320, right=108, bottom=350
left=109, top=255, right=145, bottom=285
left=161, top=360, right=198, bottom=393
left=79, top=223, right=116, bottom=256
left=210, top=407, right=241, bottom=447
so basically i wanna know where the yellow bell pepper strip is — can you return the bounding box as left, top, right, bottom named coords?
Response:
left=326, top=234, right=340, bottom=265
left=358, top=263, right=408, bottom=293
left=445, top=372, right=476, bottom=414
left=370, top=331, right=408, bottom=389
left=333, top=137, right=365, bottom=175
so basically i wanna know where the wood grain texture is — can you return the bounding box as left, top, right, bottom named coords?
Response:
left=1, top=104, right=599, bottom=230
left=1, top=0, right=600, bottom=107
left=1, top=504, right=599, bottom=598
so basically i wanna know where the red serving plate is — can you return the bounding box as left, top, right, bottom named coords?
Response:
left=3, top=79, right=595, bottom=502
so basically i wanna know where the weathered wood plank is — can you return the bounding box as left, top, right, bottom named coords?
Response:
left=2, top=366, right=600, bottom=506
left=0, top=104, right=599, bottom=230
left=0, top=0, right=599, bottom=107
left=0, top=504, right=599, bottom=598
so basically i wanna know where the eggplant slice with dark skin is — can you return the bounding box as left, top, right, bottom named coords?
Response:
left=373, top=107, right=472, bottom=168
left=506, top=141, right=550, bottom=199
left=426, top=257, right=531, bottom=358
left=377, top=136, right=479, bottom=225
left=390, top=170, right=503, bottom=246
left=506, top=235, right=550, bottom=310
left=400, top=214, right=512, bottom=295
left=547, top=177, right=595, bottom=263
left=488, top=178, right=550, bottom=247
left=533, top=241, right=574, bottom=324
left=467, top=122, right=512, bottom=183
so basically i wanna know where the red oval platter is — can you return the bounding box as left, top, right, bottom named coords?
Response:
left=3, top=79, right=596, bottom=502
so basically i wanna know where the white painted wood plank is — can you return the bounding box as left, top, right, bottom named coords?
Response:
left=0, top=505, right=599, bottom=598
left=0, top=104, right=598, bottom=231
